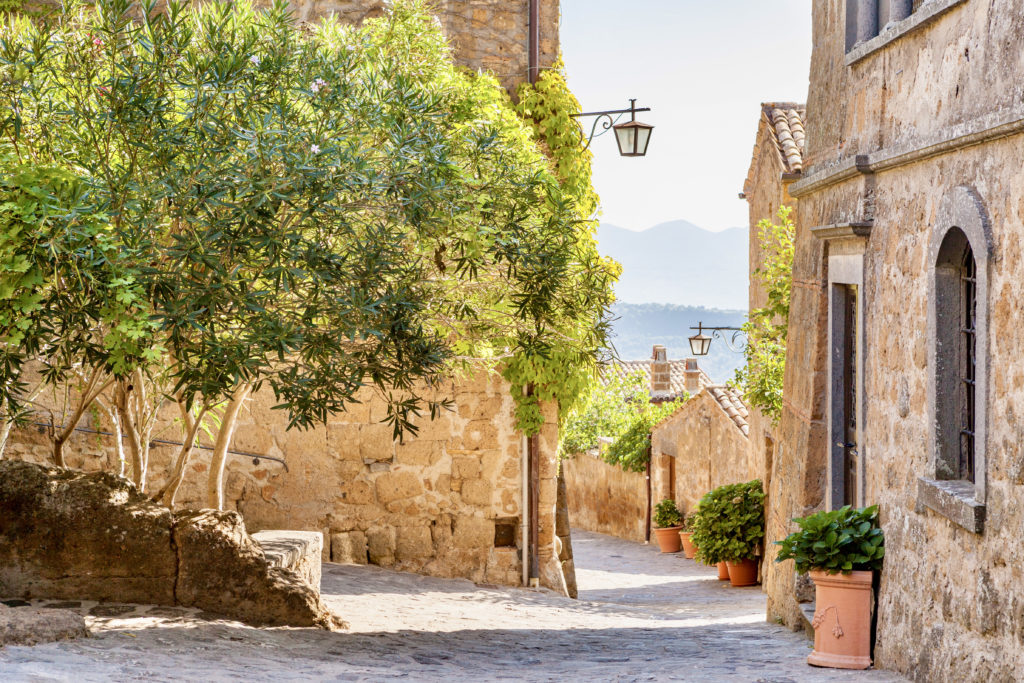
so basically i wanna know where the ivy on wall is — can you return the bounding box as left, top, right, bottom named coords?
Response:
left=503, top=58, right=619, bottom=435
left=735, top=205, right=794, bottom=422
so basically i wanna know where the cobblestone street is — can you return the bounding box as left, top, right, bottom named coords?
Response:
left=0, top=530, right=903, bottom=682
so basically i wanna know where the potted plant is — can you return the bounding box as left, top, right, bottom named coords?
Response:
left=775, top=505, right=885, bottom=670
left=690, top=481, right=765, bottom=586
left=652, top=498, right=683, bottom=553
left=679, top=511, right=698, bottom=559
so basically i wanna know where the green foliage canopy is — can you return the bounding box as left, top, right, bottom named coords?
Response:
left=734, top=205, right=794, bottom=422
left=0, top=0, right=616, bottom=439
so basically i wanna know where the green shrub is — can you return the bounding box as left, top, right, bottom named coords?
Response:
left=680, top=510, right=697, bottom=532
left=653, top=498, right=681, bottom=529
left=775, top=505, right=885, bottom=574
left=691, top=480, right=765, bottom=564
left=603, top=398, right=683, bottom=473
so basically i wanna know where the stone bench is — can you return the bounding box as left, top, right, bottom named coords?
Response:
left=252, top=531, right=323, bottom=596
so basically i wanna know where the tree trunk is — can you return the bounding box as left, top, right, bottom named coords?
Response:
left=115, top=381, right=147, bottom=490
left=53, top=370, right=113, bottom=468
left=154, top=399, right=207, bottom=508
left=206, top=383, right=251, bottom=510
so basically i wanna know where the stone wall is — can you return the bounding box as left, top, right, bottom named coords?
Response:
left=4, top=370, right=565, bottom=593
left=562, top=449, right=646, bottom=543
left=650, top=391, right=752, bottom=516
left=777, top=0, right=1024, bottom=679
left=0, top=461, right=339, bottom=629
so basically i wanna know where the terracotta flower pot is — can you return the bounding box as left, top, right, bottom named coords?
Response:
left=679, top=531, right=697, bottom=559
left=716, top=561, right=729, bottom=580
left=726, top=558, right=759, bottom=587
left=807, top=570, right=874, bottom=670
left=653, top=526, right=682, bottom=553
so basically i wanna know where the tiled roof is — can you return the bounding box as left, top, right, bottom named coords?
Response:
left=742, top=102, right=806, bottom=197
left=766, top=104, right=806, bottom=174
left=602, top=359, right=710, bottom=401
left=705, top=385, right=750, bottom=437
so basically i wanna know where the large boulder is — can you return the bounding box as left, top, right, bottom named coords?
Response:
left=0, top=461, right=341, bottom=630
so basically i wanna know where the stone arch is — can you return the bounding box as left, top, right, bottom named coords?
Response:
left=926, top=186, right=993, bottom=504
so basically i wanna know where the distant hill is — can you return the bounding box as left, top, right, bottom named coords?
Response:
left=606, top=303, right=747, bottom=384
left=598, top=221, right=749, bottom=310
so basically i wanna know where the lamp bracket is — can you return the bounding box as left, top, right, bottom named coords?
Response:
left=570, top=99, right=651, bottom=151
left=689, top=323, right=748, bottom=354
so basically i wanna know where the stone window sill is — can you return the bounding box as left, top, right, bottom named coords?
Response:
left=916, top=477, right=985, bottom=533
left=845, top=0, right=969, bottom=67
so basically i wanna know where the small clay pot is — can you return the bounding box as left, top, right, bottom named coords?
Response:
left=679, top=531, right=697, bottom=559
left=807, top=570, right=874, bottom=670
left=716, top=561, right=730, bottom=580
left=726, top=558, right=759, bottom=587
left=653, top=526, right=682, bottom=553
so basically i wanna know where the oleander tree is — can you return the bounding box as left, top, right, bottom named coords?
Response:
left=0, top=0, right=616, bottom=507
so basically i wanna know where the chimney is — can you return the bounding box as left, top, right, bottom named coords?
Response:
left=650, top=345, right=671, bottom=398
left=684, top=358, right=701, bottom=395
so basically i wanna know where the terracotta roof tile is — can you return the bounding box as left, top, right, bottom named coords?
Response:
left=705, top=385, right=750, bottom=437
left=742, top=101, right=806, bottom=196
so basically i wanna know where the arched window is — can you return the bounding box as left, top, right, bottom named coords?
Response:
left=935, top=229, right=976, bottom=483
left=921, top=187, right=991, bottom=532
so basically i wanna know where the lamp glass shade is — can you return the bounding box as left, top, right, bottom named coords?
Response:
left=688, top=332, right=712, bottom=356
left=613, top=120, right=654, bottom=157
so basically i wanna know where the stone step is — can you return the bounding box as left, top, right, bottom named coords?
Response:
left=252, top=531, right=323, bottom=596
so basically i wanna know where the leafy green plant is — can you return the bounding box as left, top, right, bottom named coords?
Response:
left=775, top=505, right=885, bottom=575
left=653, top=498, right=682, bottom=529
left=691, top=480, right=765, bottom=564
left=680, top=510, right=697, bottom=532
left=734, top=205, right=794, bottom=422
left=603, top=398, right=683, bottom=473
left=558, top=369, right=648, bottom=457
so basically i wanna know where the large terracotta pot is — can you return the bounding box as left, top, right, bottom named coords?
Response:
left=653, top=526, right=682, bottom=553
left=716, top=561, right=729, bottom=580
left=807, top=570, right=874, bottom=670
left=679, top=531, right=697, bottom=559
left=726, top=558, right=759, bottom=587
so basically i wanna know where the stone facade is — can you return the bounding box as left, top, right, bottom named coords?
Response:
left=650, top=387, right=752, bottom=517
left=773, top=1, right=1024, bottom=679
left=4, top=371, right=565, bottom=593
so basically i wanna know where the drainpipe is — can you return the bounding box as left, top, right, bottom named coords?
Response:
left=528, top=0, right=540, bottom=84
left=644, top=443, right=652, bottom=543
left=529, top=430, right=540, bottom=587
left=521, top=432, right=529, bottom=586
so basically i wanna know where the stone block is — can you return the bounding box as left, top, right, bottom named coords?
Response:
left=0, top=605, right=88, bottom=646
left=395, top=441, right=442, bottom=467
left=366, top=526, right=395, bottom=565
left=452, top=455, right=482, bottom=479
left=326, top=424, right=362, bottom=461
left=360, top=424, right=396, bottom=461
left=461, top=478, right=492, bottom=506
left=375, top=471, right=423, bottom=504
left=330, top=530, right=368, bottom=565
left=252, top=530, right=323, bottom=594
left=339, top=480, right=375, bottom=505
left=396, top=525, right=434, bottom=561
left=453, top=516, right=494, bottom=550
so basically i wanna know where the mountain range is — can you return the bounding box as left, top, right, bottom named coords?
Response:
left=597, top=220, right=749, bottom=310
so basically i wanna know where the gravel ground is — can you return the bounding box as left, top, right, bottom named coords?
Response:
left=0, top=530, right=904, bottom=682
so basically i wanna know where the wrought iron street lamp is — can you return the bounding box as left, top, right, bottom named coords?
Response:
left=571, top=99, right=654, bottom=156
left=688, top=322, right=746, bottom=356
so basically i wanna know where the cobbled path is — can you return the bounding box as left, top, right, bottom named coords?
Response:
left=0, top=530, right=903, bottom=682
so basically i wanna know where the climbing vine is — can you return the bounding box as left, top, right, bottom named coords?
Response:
left=504, top=59, right=619, bottom=434
left=734, top=205, right=794, bottom=422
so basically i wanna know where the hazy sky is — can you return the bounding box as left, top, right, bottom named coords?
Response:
left=560, top=0, right=811, bottom=233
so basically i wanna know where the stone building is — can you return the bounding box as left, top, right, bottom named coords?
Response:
left=2, top=0, right=572, bottom=595
left=768, top=1, right=1024, bottom=679
left=564, top=350, right=755, bottom=543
